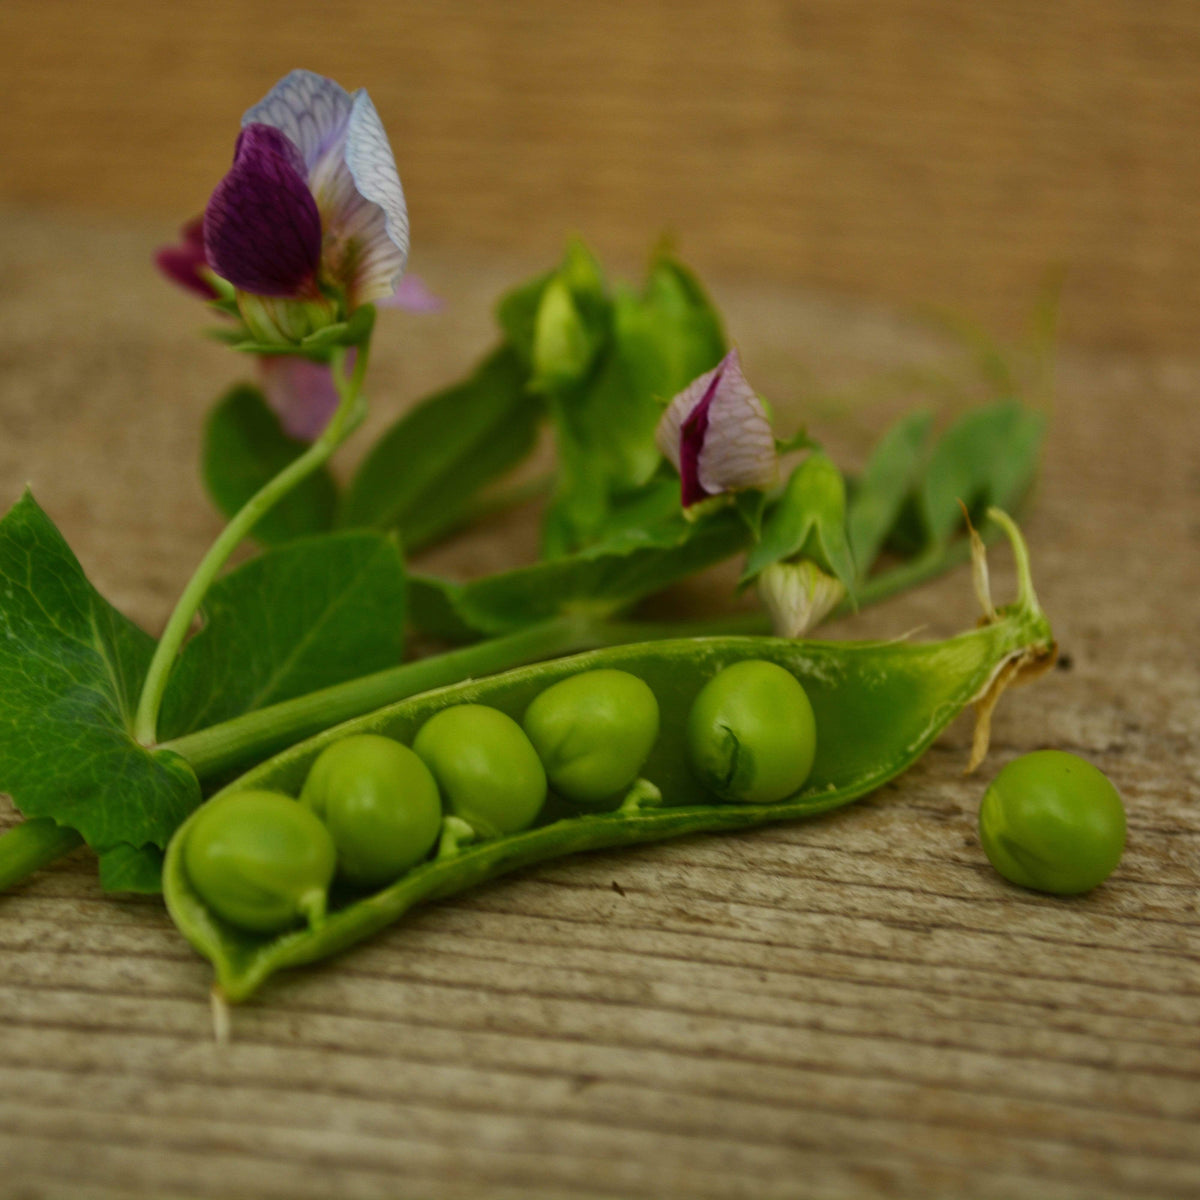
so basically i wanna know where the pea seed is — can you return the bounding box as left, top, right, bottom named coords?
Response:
left=686, top=660, right=816, bottom=803
left=979, top=750, right=1125, bottom=894
left=301, top=735, right=442, bottom=889
left=413, top=704, right=547, bottom=838
left=523, top=669, right=660, bottom=805
left=182, top=789, right=336, bottom=934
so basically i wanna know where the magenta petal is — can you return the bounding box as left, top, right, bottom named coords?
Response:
left=203, top=124, right=322, bottom=297
left=678, top=369, right=722, bottom=507
left=155, top=217, right=218, bottom=299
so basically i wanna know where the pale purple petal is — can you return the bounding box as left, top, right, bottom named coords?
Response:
left=258, top=354, right=350, bottom=442
left=339, top=90, right=409, bottom=302
left=696, top=350, right=778, bottom=497
left=241, top=69, right=354, bottom=174
left=378, top=273, right=443, bottom=313
left=203, top=125, right=321, bottom=297
left=655, top=349, right=777, bottom=506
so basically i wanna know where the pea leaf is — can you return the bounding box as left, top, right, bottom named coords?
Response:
left=338, top=346, right=543, bottom=551
left=920, top=400, right=1046, bottom=546
left=158, top=530, right=407, bottom=740
left=741, top=454, right=857, bottom=592
left=615, top=254, right=726, bottom=405
left=410, top=504, right=751, bottom=639
left=846, top=409, right=934, bottom=578
left=0, top=491, right=200, bottom=855
left=98, top=843, right=166, bottom=894
left=539, top=252, right=728, bottom=558
left=202, top=384, right=338, bottom=546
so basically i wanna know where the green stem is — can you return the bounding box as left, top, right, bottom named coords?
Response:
left=133, top=343, right=370, bottom=747
left=0, top=819, right=84, bottom=891
left=161, top=615, right=598, bottom=779
left=159, top=537, right=974, bottom=784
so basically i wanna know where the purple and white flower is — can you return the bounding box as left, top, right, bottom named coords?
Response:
left=655, top=349, right=778, bottom=508
left=203, top=69, right=410, bottom=311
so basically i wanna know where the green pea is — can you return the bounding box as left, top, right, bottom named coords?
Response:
left=979, top=750, right=1125, bottom=894
left=300, top=734, right=442, bottom=889
left=413, top=704, right=547, bottom=838
left=522, top=669, right=660, bottom=805
left=182, top=789, right=336, bottom=934
left=686, top=660, right=816, bottom=803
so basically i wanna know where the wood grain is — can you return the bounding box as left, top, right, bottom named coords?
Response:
left=1, top=1, right=1198, bottom=352
left=0, top=205, right=1197, bottom=1199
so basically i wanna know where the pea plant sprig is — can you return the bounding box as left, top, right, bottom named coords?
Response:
left=0, top=69, right=1049, bottom=900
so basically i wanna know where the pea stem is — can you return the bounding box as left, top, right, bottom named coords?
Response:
left=0, top=818, right=84, bottom=891
left=159, top=535, right=977, bottom=784
left=160, top=615, right=598, bottom=779
left=132, top=340, right=371, bottom=748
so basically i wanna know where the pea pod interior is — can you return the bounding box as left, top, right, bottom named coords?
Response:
left=165, top=575, right=1053, bottom=1003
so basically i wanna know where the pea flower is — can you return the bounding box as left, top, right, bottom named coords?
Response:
left=202, top=69, right=410, bottom=340
left=655, top=349, right=778, bottom=509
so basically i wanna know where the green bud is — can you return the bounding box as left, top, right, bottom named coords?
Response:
left=756, top=560, right=846, bottom=637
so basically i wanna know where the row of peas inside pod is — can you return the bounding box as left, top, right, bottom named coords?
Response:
left=182, top=662, right=820, bottom=936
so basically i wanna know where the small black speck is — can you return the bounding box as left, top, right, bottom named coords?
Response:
left=1056, top=653, right=1074, bottom=671
left=571, top=1073, right=601, bottom=1092
left=611, top=880, right=626, bottom=897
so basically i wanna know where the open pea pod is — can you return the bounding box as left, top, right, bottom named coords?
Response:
left=165, top=512, right=1054, bottom=1004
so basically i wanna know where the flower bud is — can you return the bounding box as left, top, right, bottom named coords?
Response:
left=655, top=349, right=778, bottom=509
left=757, top=560, right=847, bottom=638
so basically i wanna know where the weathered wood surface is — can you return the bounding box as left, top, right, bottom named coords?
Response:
left=2, top=1, right=1199, bottom=353
left=0, top=206, right=1197, bottom=1199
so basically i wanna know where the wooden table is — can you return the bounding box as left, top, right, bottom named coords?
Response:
left=0, top=207, right=1197, bottom=1200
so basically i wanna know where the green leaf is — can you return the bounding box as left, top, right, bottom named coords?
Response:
left=742, top=454, right=857, bottom=592
left=495, top=270, right=554, bottom=369
left=0, top=492, right=201, bottom=854
left=98, top=843, right=165, bottom=894
left=538, top=252, right=729, bottom=558
left=615, top=254, right=726, bottom=404
left=339, top=345, right=543, bottom=550
left=158, top=530, right=407, bottom=740
left=411, top=505, right=751, bottom=639
left=532, top=277, right=604, bottom=393
left=920, top=401, right=1046, bottom=546
left=202, top=384, right=338, bottom=546
left=846, top=410, right=934, bottom=578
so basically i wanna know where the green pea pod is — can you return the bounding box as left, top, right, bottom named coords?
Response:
left=164, top=511, right=1054, bottom=1004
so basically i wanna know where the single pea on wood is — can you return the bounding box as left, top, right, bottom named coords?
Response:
left=685, top=660, right=817, bottom=803
left=300, top=734, right=443, bottom=889
left=979, top=750, right=1126, bottom=894
left=522, top=668, right=660, bottom=805
left=182, top=790, right=337, bottom=934
left=413, top=704, right=547, bottom=838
